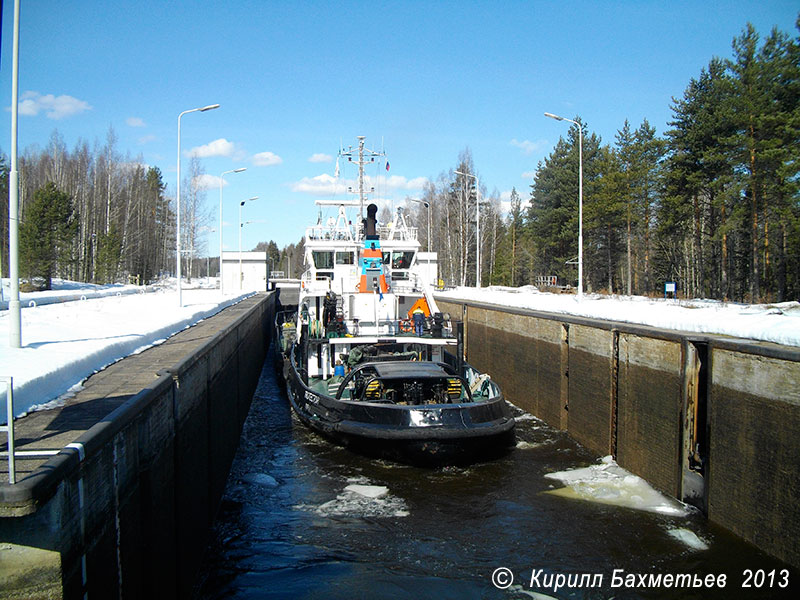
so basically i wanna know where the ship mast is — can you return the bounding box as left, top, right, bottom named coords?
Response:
left=339, top=136, right=385, bottom=221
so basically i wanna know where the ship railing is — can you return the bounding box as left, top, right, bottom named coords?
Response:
left=339, top=318, right=455, bottom=339
left=389, top=271, right=423, bottom=294
left=343, top=319, right=400, bottom=337
left=378, top=225, right=418, bottom=241
left=390, top=281, right=424, bottom=295
left=305, top=225, right=356, bottom=242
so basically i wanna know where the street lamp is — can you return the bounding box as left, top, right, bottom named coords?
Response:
left=409, top=198, right=431, bottom=252
left=544, top=112, right=583, bottom=299
left=177, top=103, right=219, bottom=307
left=8, top=0, right=21, bottom=347
left=454, top=170, right=481, bottom=287
left=219, top=167, right=246, bottom=297
left=239, top=197, right=258, bottom=291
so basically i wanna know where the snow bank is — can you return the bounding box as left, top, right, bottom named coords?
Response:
left=0, top=278, right=144, bottom=310
left=437, top=286, right=800, bottom=347
left=1, top=285, right=252, bottom=423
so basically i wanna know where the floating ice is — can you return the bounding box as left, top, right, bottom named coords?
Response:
left=298, top=481, right=408, bottom=518
left=508, top=585, right=560, bottom=600
left=514, top=413, right=540, bottom=423
left=345, top=484, right=388, bottom=498
left=667, top=527, right=709, bottom=551
left=544, top=456, right=689, bottom=516
left=515, top=440, right=545, bottom=450
left=242, top=473, right=279, bottom=487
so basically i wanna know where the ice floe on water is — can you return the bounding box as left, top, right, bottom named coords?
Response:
left=514, top=413, right=541, bottom=423
left=297, top=478, right=409, bottom=518
left=543, top=456, right=689, bottom=516
left=667, top=527, right=709, bottom=551
left=242, top=472, right=279, bottom=487
left=506, top=585, right=560, bottom=600
left=515, top=440, right=548, bottom=450
left=345, top=483, right=388, bottom=498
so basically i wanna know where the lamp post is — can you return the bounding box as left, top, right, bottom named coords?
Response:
left=454, top=170, right=481, bottom=287
left=8, top=0, right=21, bottom=347
left=544, top=112, right=583, bottom=299
left=238, top=197, right=258, bottom=291
left=219, top=167, right=246, bottom=297
left=409, top=198, right=431, bottom=252
left=177, top=103, right=219, bottom=307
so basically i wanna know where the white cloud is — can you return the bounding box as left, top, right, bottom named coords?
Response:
left=290, top=173, right=346, bottom=195
left=289, top=173, right=428, bottom=196
left=386, top=175, right=429, bottom=190
left=521, top=170, right=536, bottom=179
left=499, top=189, right=531, bottom=215
left=511, top=138, right=547, bottom=155
left=193, top=174, right=225, bottom=190
left=18, top=91, right=92, bottom=120
left=126, top=117, right=146, bottom=127
left=252, top=151, right=283, bottom=167
left=189, top=138, right=236, bottom=158
left=138, top=134, right=157, bottom=145
left=308, top=153, right=333, bottom=163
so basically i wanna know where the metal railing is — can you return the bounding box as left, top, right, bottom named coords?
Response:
left=1, top=376, right=60, bottom=484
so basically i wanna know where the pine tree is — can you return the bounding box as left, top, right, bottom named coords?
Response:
left=508, top=187, right=523, bottom=286
left=19, top=182, right=79, bottom=289
left=526, top=119, right=602, bottom=289
left=663, top=58, right=737, bottom=298
left=587, top=145, right=626, bottom=293
left=95, top=223, right=122, bottom=284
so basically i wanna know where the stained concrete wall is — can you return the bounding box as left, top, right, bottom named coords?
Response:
left=617, top=332, right=684, bottom=498
left=707, top=344, right=800, bottom=568
left=437, top=297, right=800, bottom=569
left=0, top=293, right=275, bottom=599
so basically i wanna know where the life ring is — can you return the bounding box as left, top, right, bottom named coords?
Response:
left=399, top=319, right=413, bottom=333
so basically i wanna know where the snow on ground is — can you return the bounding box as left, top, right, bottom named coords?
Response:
left=437, top=285, right=800, bottom=347
left=0, top=277, right=146, bottom=310
left=1, top=278, right=249, bottom=423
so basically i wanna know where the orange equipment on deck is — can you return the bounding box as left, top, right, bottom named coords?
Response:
left=407, top=297, right=431, bottom=319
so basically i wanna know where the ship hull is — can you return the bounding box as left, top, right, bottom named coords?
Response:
left=281, top=348, right=516, bottom=466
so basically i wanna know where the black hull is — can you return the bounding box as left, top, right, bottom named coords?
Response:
left=279, top=352, right=516, bottom=466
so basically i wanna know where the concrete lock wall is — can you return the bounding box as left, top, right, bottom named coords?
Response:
left=0, top=293, right=275, bottom=600
left=437, top=297, right=800, bottom=569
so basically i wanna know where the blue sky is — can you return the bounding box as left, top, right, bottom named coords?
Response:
left=1, top=1, right=798, bottom=253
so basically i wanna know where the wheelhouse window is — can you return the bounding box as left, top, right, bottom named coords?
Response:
left=335, top=251, right=355, bottom=265
left=391, top=251, right=414, bottom=269
left=312, top=251, right=334, bottom=269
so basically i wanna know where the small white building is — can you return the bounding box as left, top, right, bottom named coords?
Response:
left=221, top=251, right=269, bottom=293
left=416, top=251, right=439, bottom=288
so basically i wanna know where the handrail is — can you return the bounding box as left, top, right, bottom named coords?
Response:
left=1, top=376, right=61, bottom=484
left=1, top=376, right=15, bottom=483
